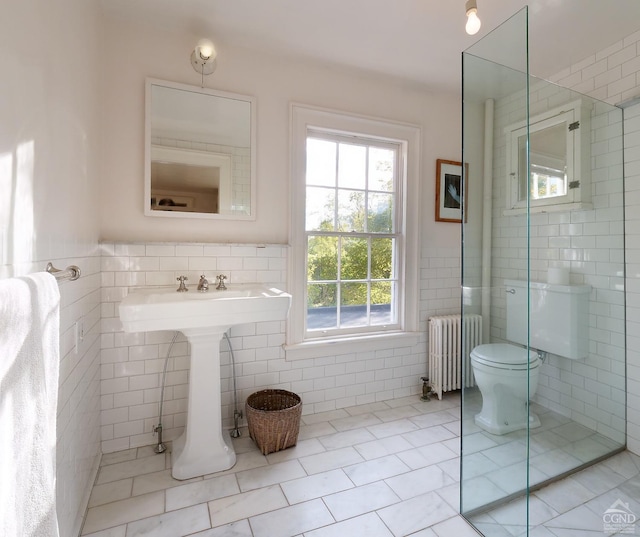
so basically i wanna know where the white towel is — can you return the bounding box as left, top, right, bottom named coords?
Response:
left=0, top=272, right=61, bottom=537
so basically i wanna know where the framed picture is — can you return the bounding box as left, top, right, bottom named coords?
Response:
left=435, top=159, right=468, bottom=223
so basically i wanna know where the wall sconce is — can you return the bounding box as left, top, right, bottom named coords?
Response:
left=191, top=38, right=217, bottom=78
left=465, top=0, right=481, bottom=35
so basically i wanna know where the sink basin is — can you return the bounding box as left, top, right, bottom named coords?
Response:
left=118, top=283, right=291, bottom=480
left=119, top=284, right=291, bottom=333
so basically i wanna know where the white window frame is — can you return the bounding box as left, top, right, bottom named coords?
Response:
left=286, top=104, right=421, bottom=360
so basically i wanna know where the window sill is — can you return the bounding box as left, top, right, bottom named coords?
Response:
left=284, top=331, right=421, bottom=361
left=503, top=202, right=592, bottom=216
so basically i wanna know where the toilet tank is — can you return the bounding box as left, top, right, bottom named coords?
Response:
left=505, top=279, right=590, bottom=360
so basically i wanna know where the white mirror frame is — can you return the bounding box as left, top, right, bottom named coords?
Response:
left=504, top=99, right=591, bottom=215
left=144, top=78, right=257, bottom=220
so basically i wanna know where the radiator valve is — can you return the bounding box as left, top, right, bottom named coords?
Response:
left=420, top=376, right=433, bottom=402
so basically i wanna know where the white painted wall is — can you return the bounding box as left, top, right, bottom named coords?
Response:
left=98, top=14, right=462, bottom=248
left=0, top=0, right=102, bottom=535
left=96, top=14, right=464, bottom=453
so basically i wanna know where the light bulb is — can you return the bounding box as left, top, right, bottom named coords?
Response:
left=465, top=9, right=481, bottom=35
left=197, top=38, right=216, bottom=60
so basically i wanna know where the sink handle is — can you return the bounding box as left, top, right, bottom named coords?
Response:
left=216, top=274, right=227, bottom=290
left=176, top=275, right=189, bottom=292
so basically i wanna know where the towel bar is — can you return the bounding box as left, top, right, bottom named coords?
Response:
left=45, top=262, right=81, bottom=282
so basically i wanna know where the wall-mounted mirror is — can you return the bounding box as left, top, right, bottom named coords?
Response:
left=145, top=78, right=256, bottom=219
left=504, top=99, right=591, bottom=214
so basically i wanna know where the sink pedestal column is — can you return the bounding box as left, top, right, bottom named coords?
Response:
left=171, top=327, right=236, bottom=480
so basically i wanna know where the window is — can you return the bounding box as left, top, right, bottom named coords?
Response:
left=305, top=132, right=399, bottom=337
left=287, top=105, right=421, bottom=357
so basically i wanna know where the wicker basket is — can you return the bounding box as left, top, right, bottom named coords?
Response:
left=245, top=389, right=302, bottom=455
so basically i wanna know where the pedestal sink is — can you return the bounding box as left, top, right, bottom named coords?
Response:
left=119, top=283, right=291, bottom=480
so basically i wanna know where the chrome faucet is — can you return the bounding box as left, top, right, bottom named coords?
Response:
left=197, top=275, right=209, bottom=292
left=216, top=274, right=228, bottom=290
left=176, top=275, right=188, bottom=292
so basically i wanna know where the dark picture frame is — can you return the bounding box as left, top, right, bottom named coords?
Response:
left=435, top=159, right=468, bottom=223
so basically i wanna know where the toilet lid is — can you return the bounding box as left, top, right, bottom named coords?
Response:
left=471, top=343, right=538, bottom=366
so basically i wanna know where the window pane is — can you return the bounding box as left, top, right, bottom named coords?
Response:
left=307, top=235, right=338, bottom=281
left=306, top=138, right=336, bottom=187
left=371, top=281, right=394, bottom=325
left=341, top=237, right=368, bottom=280
left=337, top=189, right=365, bottom=232
left=368, top=192, right=393, bottom=233
left=371, top=238, right=393, bottom=279
left=340, top=282, right=368, bottom=328
left=306, top=186, right=335, bottom=231
left=369, top=147, right=394, bottom=192
left=338, top=143, right=366, bottom=189
left=307, top=283, right=337, bottom=330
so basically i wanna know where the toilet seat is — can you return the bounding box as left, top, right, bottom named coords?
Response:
left=471, top=343, right=539, bottom=371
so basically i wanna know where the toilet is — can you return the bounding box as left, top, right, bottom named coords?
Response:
left=471, top=279, right=590, bottom=435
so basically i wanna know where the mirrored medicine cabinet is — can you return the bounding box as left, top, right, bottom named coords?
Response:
left=504, top=99, right=591, bottom=214
left=144, top=78, right=256, bottom=220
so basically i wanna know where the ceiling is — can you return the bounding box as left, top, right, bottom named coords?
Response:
left=100, top=0, right=640, bottom=93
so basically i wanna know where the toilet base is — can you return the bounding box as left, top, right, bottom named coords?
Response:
left=475, top=411, right=541, bottom=435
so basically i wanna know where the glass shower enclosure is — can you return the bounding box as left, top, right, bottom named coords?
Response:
left=460, top=8, right=626, bottom=536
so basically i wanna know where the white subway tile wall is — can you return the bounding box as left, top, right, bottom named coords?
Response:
left=547, top=29, right=640, bottom=454
left=0, top=253, right=103, bottom=537
left=490, top=80, right=626, bottom=444
left=99, top=242, right=462, bottom=454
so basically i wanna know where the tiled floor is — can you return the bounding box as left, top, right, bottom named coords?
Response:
left=461, top=388, right=624, bottom=512
left=80, top=392, right=639, bottom=537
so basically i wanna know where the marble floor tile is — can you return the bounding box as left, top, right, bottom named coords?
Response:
left=297, top=421, right=338, bottom=440
left=323, top=481, right=401, bottom=521
left=368, top=418, right=420, bottom=439
left=432, top=515, right=480, bottom=537
left=88, top=479, right=133, bottom=508
left=318, top=426, right=376, bottom=450
left=280, top=468, right=353, bottom=504
left=344, top=401, right=391, bottom=416
left=409, top=409, right=459, bottom=429
left=248, top=499, right=334, bottom=537
left=82, top=492, right=165, bottom=535
left=378, top=491, right=456, bottom=536
left=265, top=437, right=326, bottom=463
left=344, top=454, right=411, bottom=486
left=82, top=527, right=127, bottom=537
left=385, top=464, right=456, bottom=501
left=82, top=392, right=634, bottom=537
left=301, top=408, right=349, bottom=425
left=125, top=504, right=210, bottom=537
left=330, top=412, right=383, bottom=432
left=353, top=435, right=414, bottom=460
left=208, top=450, right=268, bottom=477
left=132, top=469, right=200, bottom=496
left=208, top=485, right=288, bottom=527
left=402, top=424, right=457, bottom=448
left=373, top=404, right=424, bottom=422
left=542, top=505, right=606, bottom=533
left=298, top=446, right=364, bottom=474
left=396, top=442, right=458, bottom=471
left=304, top=512, right=393, bottom=537
left=490, top=496, right=559, bottom=527
left=96, top=454, right=168, bottom=485
left=166, top=473, right=239, bottom=511
left=100, top=449, right=137, bottom=466
left=534, top=477, right=597, bottom=514
left=190, top=519, right=252, bottom=537
left=236, top=459, right=306, bottom=491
